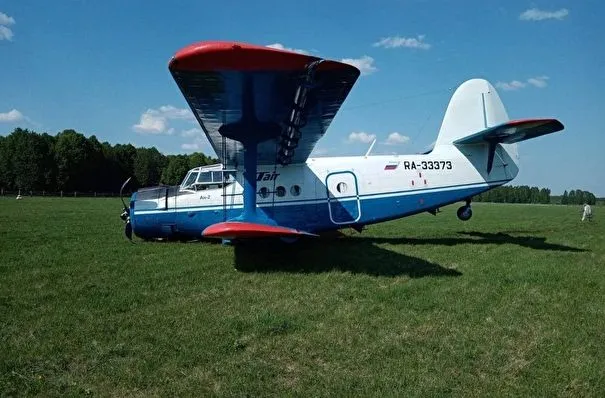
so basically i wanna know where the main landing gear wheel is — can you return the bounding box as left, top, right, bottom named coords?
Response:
left=457, top=205, right=472, bottom=221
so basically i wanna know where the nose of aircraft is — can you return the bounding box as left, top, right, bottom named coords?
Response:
left=119, top=205, right=133, bottom=241
left=124, top=219, right=133, bottom=240
left=119, top=177, right=134, bottom=241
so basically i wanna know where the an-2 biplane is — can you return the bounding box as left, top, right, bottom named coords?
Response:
left=119, top=41, right=564, bottom=242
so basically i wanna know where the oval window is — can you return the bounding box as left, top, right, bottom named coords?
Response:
left=336, top=182, right=348, bottom=193
left=258, top=187, right=269, bottom=198
left=290, top=185, right=301, bottom=196
left=276, top=186, right=286, bottom=197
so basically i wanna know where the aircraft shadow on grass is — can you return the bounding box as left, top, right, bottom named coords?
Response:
left=230, top=230, right=585, bottom=275
left=368, top=231, right=587, bottom=253
left=232, top=237, right=462, bottom=278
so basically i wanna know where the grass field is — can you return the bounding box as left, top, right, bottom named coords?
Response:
left=1, top=198, right=604, bottom=396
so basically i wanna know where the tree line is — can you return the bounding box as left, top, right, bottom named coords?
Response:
left=474, top=185, right=598, bottom=205
left=1, top=128, right=600, bottom=203
left=0, top=128, right=218, bottom=192
left=560, top=190, right=597, bottom=205
left=474, top=185, right=552, bottom=204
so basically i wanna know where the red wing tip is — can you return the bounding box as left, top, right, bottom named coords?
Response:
left=506, top=118, right=563, bottom=127
left=173, top=41, right=299, bottom=55
left=168, top=40, right=359, bottom=74
left=202, top=221, right=317, bottom=239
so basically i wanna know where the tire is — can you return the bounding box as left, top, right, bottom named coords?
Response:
left=457, top=206, right=472, bottom=221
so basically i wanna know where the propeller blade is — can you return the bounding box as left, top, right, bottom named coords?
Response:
left=119, top=177, right=132, bottom=211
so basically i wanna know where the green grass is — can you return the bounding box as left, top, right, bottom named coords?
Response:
left=1, top=198, right=604, bottom=396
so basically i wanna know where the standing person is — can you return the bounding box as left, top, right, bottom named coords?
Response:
left=581, top=203, right=592, bottom=222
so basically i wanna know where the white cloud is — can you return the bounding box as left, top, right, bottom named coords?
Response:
left=0, top=11, right=15, bottom=41
left=181, top=142, right=200, bottom=150
left=157, top=105, right=195, bottom=121
left=496, top=80, right=527, bottom=91
left=0, top=25, right=13, bottom=41
left=266, top=43, right=309, bottom=55
left=133, top=111, right=171, bottom=134
left=132, top=105, right=194, bottom=135
left=348, top=131, right=376, bottom=144
left=181, top=127, right=202, bottom=137
left=384, top=132, right=410, bottom=145
left=373, top=35, right=431, bottom=50
left=0, top=12, right=14, bottom=26
left=496, top=76, right=549, bottom=91
left=181, top=137, right=210, bottom=152
left=0, top=109, right=23, bottom=122
left=340, top=56, right=377, bottom=76
left=527, top=75, right=549, bottom=88
left=519, top=8, right=569, bottom=21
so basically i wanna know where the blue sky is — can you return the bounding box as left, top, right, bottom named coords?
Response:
left=1, top=0, right=603, bottom=195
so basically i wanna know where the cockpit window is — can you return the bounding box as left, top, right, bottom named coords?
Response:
left=182, top=172, right=198, bottom=188
left=180, top=167, right=236, bottom=191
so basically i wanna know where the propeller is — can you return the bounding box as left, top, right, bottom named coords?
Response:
left=119, top=177, right=132, bottom=213
left=119, top=177, right=133, bottom=241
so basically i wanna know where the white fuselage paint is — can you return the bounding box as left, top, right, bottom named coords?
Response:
left=134, top=142, right=518, bottom=222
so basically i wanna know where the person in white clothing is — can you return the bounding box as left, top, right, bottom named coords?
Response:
left=581, top=203, right=592, bottom=222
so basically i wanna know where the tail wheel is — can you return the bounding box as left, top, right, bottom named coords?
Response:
left=457, top=205, right=472, bottom=221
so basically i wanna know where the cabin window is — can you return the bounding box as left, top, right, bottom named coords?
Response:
left=336, top=182, right=348, bottom=193
left=290, top=185, right=301, bottom=196
left=212, top=171, right=223, bottom=182
left=258, top=187, right=269, bottom=198
left=199, top=172, right=212, bottom=183
left=276, top=186, right=286, bottom=197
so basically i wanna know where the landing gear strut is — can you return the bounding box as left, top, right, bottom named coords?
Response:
left=457, top=199, right=472, bottom=221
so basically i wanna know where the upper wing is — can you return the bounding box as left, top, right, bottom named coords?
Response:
left=453, top=118, right=564, bottom=145
left=168, top=41, right=360, bottom=166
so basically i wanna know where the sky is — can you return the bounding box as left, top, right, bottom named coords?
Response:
left=1, top=0, right=603, bottom=195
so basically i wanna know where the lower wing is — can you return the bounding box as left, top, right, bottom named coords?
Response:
left=202, top=221, right=318, bottom=239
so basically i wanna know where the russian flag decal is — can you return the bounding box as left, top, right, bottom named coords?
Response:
left=384, top=161, right=399, bottom=170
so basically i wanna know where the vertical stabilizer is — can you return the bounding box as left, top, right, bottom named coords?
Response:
left=435, top=79, right=508, bottom=144
left=434, top=78, right=518, bottom=162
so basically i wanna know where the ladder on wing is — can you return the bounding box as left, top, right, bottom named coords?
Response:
left=276, top=60, right=323, bottom=166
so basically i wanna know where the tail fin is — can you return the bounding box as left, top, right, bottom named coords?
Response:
left=435, top=78, right=510, bottom=147
left=434, top=78, right=563, bottom=176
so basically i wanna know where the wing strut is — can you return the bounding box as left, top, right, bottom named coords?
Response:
left=216, top=75, right=278, bottom=223
left=242, top=140, right=259, bottom=221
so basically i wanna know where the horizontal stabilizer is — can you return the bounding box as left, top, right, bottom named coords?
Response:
left=453, top=118, right=564, bottom=145
left=202, top=221, right=318, bottom=239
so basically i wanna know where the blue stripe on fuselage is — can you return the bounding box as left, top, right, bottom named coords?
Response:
left=130, top=182, right=502, bottom=239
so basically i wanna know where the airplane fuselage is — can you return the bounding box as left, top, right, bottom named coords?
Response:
left=129, top=143, right=518, bottom=240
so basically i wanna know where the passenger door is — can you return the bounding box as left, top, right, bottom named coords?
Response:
left=325, top=171, right=361, bottom=225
